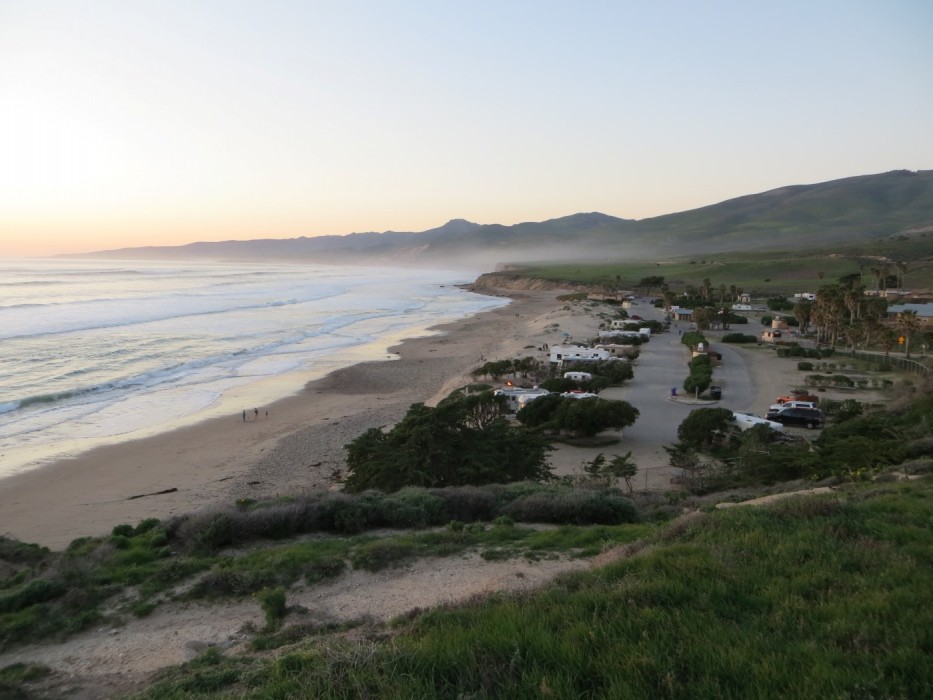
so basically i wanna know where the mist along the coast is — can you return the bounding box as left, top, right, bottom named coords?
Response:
left=0, top=258, right=507, bottom=477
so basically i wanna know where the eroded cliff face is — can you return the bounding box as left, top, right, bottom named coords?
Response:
left=471, top=272, right=595, bottom=293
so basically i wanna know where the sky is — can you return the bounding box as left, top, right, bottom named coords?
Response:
left=1, top=1, right=932, bottom=257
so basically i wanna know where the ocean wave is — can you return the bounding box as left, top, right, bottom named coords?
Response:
left=0, top=302, right=49, bottom=310
left=0, top=289, right=347, bottom=341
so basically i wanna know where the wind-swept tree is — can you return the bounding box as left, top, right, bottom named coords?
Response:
left=343, top=392, right=551, bottom=492
left=637, top=276, right=665, bottom=296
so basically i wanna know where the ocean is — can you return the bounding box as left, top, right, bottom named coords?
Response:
left=0, top=258, right=508, bottom=477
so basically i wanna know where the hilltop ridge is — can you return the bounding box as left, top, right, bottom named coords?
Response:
left=65, top=169, right=933, bottom=268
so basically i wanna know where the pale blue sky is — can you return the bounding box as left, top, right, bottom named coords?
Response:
left=1, top=1, right=931, bottom=255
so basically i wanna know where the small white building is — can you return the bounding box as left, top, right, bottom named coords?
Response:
left=672, top=308, right=694, bottom=322
left=549, top=346, right=611, bottom=363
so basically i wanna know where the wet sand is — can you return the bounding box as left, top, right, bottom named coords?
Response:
left=0, top=285, right=810, bottom=550
left=0, top=286, right=568, bottom=548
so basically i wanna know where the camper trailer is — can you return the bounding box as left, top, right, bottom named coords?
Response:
left=549, top=346, right=610, bottom=364
left=494, top=386, right=550, bottom=413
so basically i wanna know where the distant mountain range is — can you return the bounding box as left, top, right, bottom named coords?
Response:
left=68, top=170, right=933, bottom=268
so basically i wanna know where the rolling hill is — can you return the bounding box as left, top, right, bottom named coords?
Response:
left=67, top=169, right=933, bottom=267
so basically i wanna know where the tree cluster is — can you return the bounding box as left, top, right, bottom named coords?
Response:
left=517, top=394, right=639, bottom=437
left=471, top=356, right=541, bottom=381
left=343, top=391, right=552, bottom=493
left=668, top=382, right=933, bottom=492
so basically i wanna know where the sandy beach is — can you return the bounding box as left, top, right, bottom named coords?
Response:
left=0, top=284, right=812, bottom=549
left=0, top=286, right=573, bottom=548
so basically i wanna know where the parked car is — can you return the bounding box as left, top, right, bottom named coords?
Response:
left=768, top=400, right=818, bottom=412
left=766, top=406, right=825, bottom=429
left=775, top=390, right=819, bottom=405
left=732, top=412, right=783, bottom=431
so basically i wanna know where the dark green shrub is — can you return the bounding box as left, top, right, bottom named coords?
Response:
left=431, top=487, right=497, bottom=522
left=540, top=377, right=577, bottom=392
left=193, top=513, right=235, bottom=552
left=0, top=579, right=66, bottom=613
left=0, top=539, right=49, bottom=567
left=190, top=569, right=277, bottom=598
left=381, top=489, right=446, bottom=527
left=797, top=361, right=814, bottom=371
left=0, top=663, right=51, bottom=683
left=257, top=586, right=287, bottom=630
left=721, top=333, right=757, bottom=343
left=133, top=519, right=161, bottom=536
left=351, top=540, right=417, bottom=571
left=682, top=331, right=706, bottom=348
left=777, top=345, right=808, bottom=357
left=822, top=399, right=863, bottom=422
left=677, top=408, right=736, bottom=449
left=111, top=524, right=134, bottom=538
left=500, top=491, right=638, bottom=525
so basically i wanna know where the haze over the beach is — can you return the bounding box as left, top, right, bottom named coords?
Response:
left=2, top=1, right=932, bottom=258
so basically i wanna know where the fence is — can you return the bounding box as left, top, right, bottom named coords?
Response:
left=841, top=348, right=930, bottom=376
left=798, top=340, right=930, bottom=376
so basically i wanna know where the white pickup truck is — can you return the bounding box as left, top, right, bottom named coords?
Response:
left=768, top=400, right=818, bottom=413
left=732, top=412, right=783, bottom=431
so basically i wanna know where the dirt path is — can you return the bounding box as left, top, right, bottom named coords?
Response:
left=0, top=553, right=590, bottom=698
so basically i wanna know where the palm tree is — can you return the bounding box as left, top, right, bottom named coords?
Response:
left=693, top=306, right=714, bottom=331
left=794, top=299, right=813, bottom=334
left=895, top=261, right=908, bottom=293
left=861, top=318, right=883, bottom=348
left=844, top=323, right=866, bottom=350
left=878, top=327, right=898, bottom=357
left=897, top=310, right=921, bottom=359
left=814, top=285, right=847, bottom=347
left=843, top=285, right=865, bottom=323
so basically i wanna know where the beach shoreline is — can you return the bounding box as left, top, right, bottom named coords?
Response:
left=0, top=284, right=816, bottom=550
left=0, top=285, right=564, bottom=549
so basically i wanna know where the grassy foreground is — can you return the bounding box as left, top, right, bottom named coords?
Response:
left=132, top=478, right=933, bottom=699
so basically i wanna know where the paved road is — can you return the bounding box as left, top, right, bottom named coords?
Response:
left=600, top=302, right=757, bottom=486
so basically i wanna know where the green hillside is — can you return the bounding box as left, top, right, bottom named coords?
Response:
left=68, top=170, right=933, bottom=266
left=624, top=169, right=933, bottom=254
left=504, top=236, right=933, bottom=295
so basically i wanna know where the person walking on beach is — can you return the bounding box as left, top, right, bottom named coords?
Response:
left=254, top=408, right=259, bottom=420
left=242, top=410, right=246, bottom=422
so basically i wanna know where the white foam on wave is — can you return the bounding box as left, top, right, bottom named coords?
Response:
left=0, top=261, right=508, bottom=477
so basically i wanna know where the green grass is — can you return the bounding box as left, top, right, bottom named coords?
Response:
left=505, top=240, right=933, bottom=296
left=0, top=495, right=643, bottom=651
left=132, top=479, right=933, bottom=699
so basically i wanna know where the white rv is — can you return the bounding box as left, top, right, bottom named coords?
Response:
left=549, top=346, right=610, bottom=363
left=598, top=330, right=643, bottom=340
left=563, top=371, right=593, bottom=382
left=494, top=386, right=550, bottom=413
